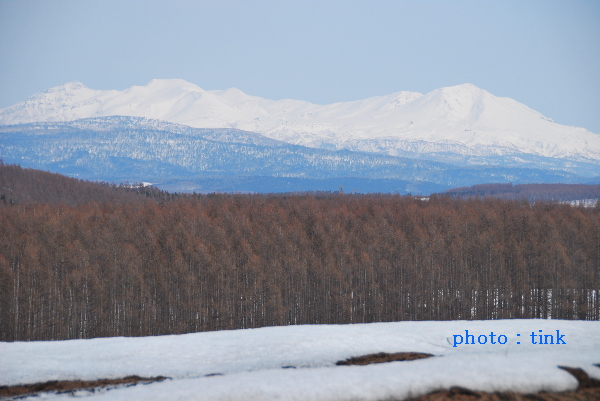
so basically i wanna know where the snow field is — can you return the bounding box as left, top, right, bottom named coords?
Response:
left=1, top=319, right=600, bottom=400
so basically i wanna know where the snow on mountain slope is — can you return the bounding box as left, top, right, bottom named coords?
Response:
left=1, top=79, right=599, bottom=163
left=342, top=84, right=600, bottom=161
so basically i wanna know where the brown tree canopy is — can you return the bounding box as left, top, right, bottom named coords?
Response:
left=0, top=161, right=172, bottom=206
left=1, top=164, right=599, bottom=341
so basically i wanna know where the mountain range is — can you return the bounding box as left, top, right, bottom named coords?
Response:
left=1, top=79, right=599, bottom=193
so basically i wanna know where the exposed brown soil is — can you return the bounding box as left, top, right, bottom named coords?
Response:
left=0, top=375, right=168, bottom=399
left=1, top=363, right=598, bottom=400
left=403, top=365, right=600, bottom=401
left=336, top=353, right=600, bottom=400
left=558, top=366, right=600, bottom=390
left=405, top=386, right=600, bottom=400
left=336, top=352, right=435, bottom=366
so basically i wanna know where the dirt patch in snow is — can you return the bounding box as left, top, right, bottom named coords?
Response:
left=406, top=386, right=600, bottom=401
left=336, top=351, right=435, bottom=366
left=335, top=355, right=600, bottom=400
left=403, top=365, right=600, bottom=401
left=1, top=364, right=598, bottom=400
left=0, top=375, right=168, bottom=399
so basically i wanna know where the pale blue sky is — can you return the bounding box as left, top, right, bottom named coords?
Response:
left=1, top=0, right=599, bottom=132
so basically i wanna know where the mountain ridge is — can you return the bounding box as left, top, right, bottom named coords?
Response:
left=3, top=116, right=594, bottom=194
left=2, top=79, right=598, bottom=164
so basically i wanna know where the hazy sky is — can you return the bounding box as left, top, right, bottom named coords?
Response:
left=1, top=0, right=599, bottom=132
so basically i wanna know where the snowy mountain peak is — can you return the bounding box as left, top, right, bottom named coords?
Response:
left=209, top=87, right=259, bottom=106
left=419, top=83, right=487, bottom=121
left=439, top=82, right=482, bottom=94
left=119, top=79, right=207, bottom=102
left=33, top=81, right=95, bottom=100
left=437, top=83, right=487, bottom=105
left=1, top=80, right=599, bottom=162
left=47, top=81, right=89, bottom=92
left=143, top=78, right=205, bottom=92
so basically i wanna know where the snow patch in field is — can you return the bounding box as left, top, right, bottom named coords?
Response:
left=2, top=320, right=600, bottom=400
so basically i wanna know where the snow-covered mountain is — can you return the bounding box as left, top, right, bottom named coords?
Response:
left=2, top=79, right=599, bottom=165
left=2, top=116, right=596, bottom=194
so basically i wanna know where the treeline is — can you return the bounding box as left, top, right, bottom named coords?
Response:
left=0, top=162, right=174, bottom=205
left=444, top=183, right=600, bottom=202
left=1, top=189, right=599, bottom=341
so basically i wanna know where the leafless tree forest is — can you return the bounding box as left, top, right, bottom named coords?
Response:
left=1, top=164, right=599, bottom=341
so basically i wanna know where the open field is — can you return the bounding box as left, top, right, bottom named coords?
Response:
left=2, top=320, right=600, bottom=400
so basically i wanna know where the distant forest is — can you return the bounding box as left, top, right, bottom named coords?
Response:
left=444, top=182, right=600, bottom=202
left=1, top=163, right=599, bottom=341
left=0, top=161, right=174, bottom=205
